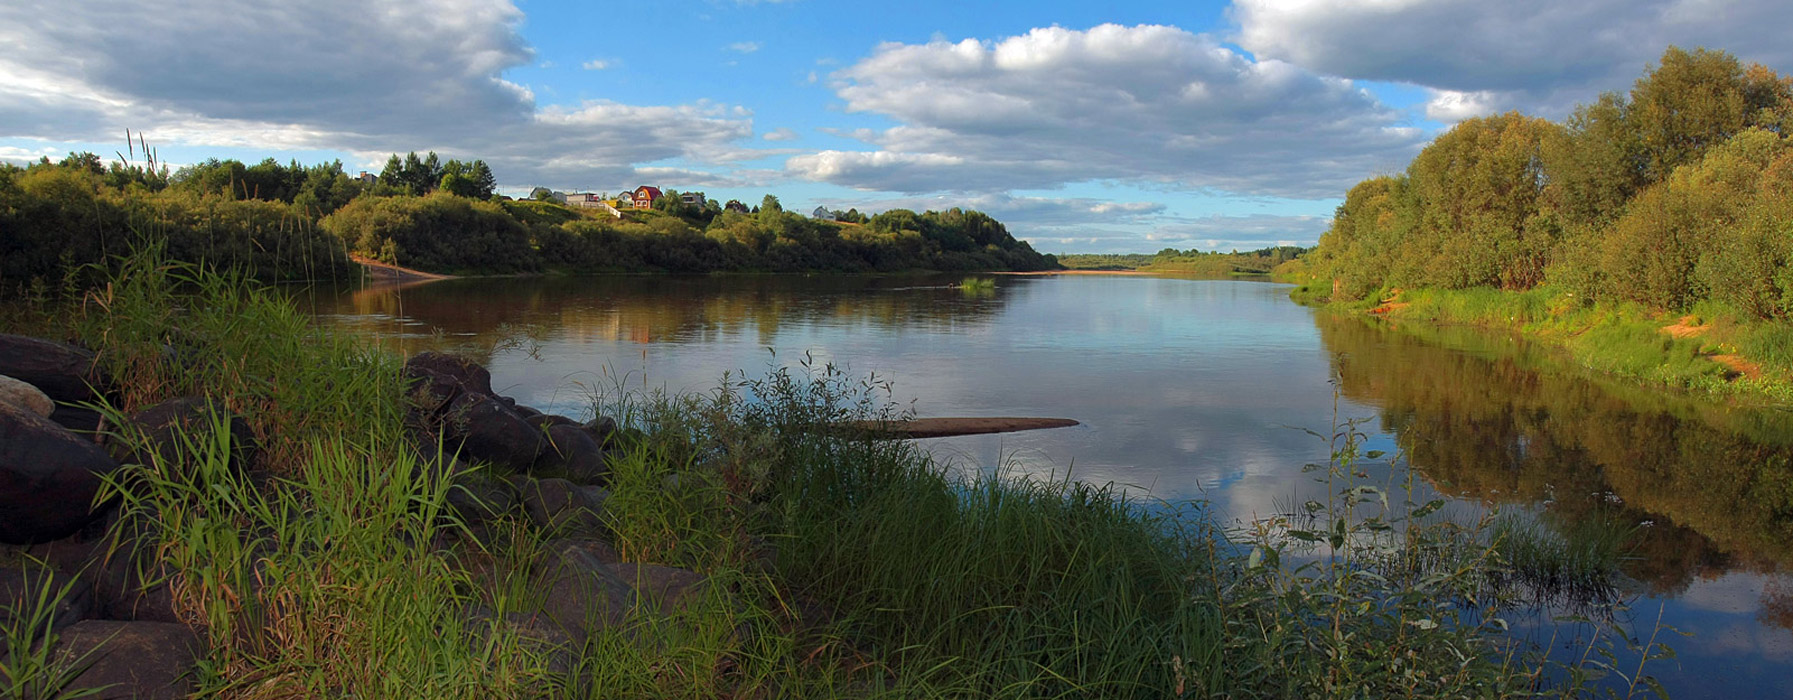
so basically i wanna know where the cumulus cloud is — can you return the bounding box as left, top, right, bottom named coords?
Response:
left=762, top=128, right=800, bottom=141
left=786, top=24, right=1424, bottom=198
left=726, top=41, right=762, bottom=54
left=1231, top=0, right=1793, bottom=119
left=582, top=59, right=613, bottom=70
left=0, top=0, right=759, bottom=189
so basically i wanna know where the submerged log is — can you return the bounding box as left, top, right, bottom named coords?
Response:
left=845, top=417, right=1079, bottom=439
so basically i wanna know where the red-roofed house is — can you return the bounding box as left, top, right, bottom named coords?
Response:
left=632, top=185, right=663, bottom=210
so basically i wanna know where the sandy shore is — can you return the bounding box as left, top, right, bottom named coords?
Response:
left=352, top=257, right=454, bottom=284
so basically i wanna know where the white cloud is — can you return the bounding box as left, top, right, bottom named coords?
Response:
left=726, top=41, right=762, bottom=54
left=762, top=128, right=800, bottom=142
left=787, top=24, right=1424, bottom=198
left=1231, top=0, right=1793, bottom=119
left=582, top=59, right=612, bottom=70
left=0, top=0, right=761, bottom=190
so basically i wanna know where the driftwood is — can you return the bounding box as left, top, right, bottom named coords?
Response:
left=844, top=417, right=1079, bottom=439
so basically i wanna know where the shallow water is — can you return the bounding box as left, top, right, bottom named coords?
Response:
left=296, top=273, right=1793, bottom=698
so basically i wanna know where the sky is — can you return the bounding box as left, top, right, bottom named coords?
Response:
left=2, top=0, right=1790, bottom=254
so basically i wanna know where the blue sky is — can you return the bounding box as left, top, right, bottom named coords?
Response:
left=3, top=0, right=1789, bottom=253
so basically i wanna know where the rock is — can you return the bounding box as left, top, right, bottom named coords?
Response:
left=518, top=478, right=608, bottom=534
left=114, top=396, right=259, bottom=472
left=0, top=373, right=54, bottom=417
left=50, top=620, right=205, bottom=700
left=442, top=392, right=546, bottom=471
left=0, top=401, right=120, bottom=544
left=533, top=538, right=709, bottom=641
left=50, top=404, right=106, bottom=434
left=405, top=366, right=464, bottom=416
left=0, top=334, right=109, bottom=405
left=29, top=537, right=182, bottom=623
left=447, top=472, right=517, bottom=526
left=0, top=565, right=95, bottom=638
left=537, top=424, right=609, bottom=485
left=465, top=605, right=578, bottom=677
left=524, top=411, right=580, bottom=431
left=581, top=416, right=620, bottom=448
left=405, top=352, right=494, bottom=399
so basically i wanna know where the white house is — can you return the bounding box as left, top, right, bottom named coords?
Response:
left=811, top=206, right=838, bottom=221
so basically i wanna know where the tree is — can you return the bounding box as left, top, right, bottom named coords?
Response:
left=530, top=187, right=554, bottom=201
left=469, top=160, right=497, bottom=199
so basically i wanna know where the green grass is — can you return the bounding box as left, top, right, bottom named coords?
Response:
left=1330, top=284, right=1793, bottom=401
left=7, top=248, right=1665, bottom=698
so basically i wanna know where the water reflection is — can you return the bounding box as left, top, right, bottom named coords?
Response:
left=1316, top=313, right=1793, bottom=594
left=292, top=274, right=1018, bottom=367
left=297, top=275, right=1793, bottom=698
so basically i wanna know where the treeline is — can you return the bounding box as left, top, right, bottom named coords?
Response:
left=1057, top=245, right=1309, bottom=274
left=0, top=150, right=1054, bottom=293
left=0, top=160, right=356, bottom=293
left=323, top=194, right=1059, bottom=274
left=1301, top=46, right=1793, bottom=319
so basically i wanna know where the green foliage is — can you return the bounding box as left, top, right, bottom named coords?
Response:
left=0, top=164, right=354, bottom=294
left=1299, top=44, right=1793, bottom=393
left=321, top=193, right=541, bottom=274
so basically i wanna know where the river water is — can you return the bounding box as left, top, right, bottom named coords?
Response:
left=296, top=273, right=1793, bottom=698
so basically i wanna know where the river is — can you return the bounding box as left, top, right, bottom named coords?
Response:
left=295, top=273, right=1793, bottom=698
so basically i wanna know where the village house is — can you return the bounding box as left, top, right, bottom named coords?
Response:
left=811, top=206, right=838, bottom=221
left=724, top=200, right=749, bottom=214
left=680, top=191, right=707, bottom=208
left=631, top=185, right=662, bottom=210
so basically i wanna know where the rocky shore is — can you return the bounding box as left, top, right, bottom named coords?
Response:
left=0, top=333, right=700, bottom=697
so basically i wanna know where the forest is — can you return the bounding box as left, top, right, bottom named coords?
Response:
left=0, top=149, right=1056, bottom=294
left=1298, top=46, right=1793, bottom=318
left=1057, top=245, right=1308, bottom=274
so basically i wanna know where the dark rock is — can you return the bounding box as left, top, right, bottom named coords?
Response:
left=442, top=392, right=546, bottom=470
left=115, top=396, right=259, bottom=472
left=447, top=473, right=517, bottom=526
left=537, top=424, right=609, bottom=485
left=518, top=478, right=608, bottom=534
left=50, top=620, right=205, bottom=700
left=533, top=538, right=708, bottom=641
left=0, top=565, right=95, bottom=637
left=0, top=334, right=109, bottom=405
left=0, top=401, right=120, bottom=544
left=465, top=605, right=579, bottom=677
left=581, top=416, right=619, bottom=448
left=0, top=373, right=54, bottom=417
left=25, top=536, right=183, bottom=623
left=524, top=410, right=580, bottom=431
left=405, top=366, right=464, bottom=416
left=405, top=352, right=494, bottom=399
left=50, top=404, right=106, bottom=435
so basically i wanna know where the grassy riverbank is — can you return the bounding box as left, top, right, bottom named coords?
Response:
left=2, top=253, right=1660, bottom=698
left=1293, top=281, right=1793, bottom=403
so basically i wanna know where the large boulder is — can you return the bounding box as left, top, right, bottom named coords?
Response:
left=532, top=539, right=709, bottom=641
left=0, top=564, right=96, bottom=642
left=0, top=334, right=109, bottom=405
left=0, top=401, right=120, bottom=544
left=113, top=396, right=259, bottom=472
left=441, top=392, right=546, bottom=471
left=49, top=620, right=206, bottom=700
left=405, top=352, right=495, bottom=400
left=0, top=374, right=54, bottom=417
left=537, top=424, right=609, bottom=485
left=517, top=478, right=608, bottom=535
